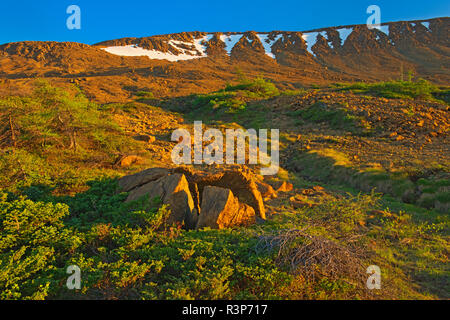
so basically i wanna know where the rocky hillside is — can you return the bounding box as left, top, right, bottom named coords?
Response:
left=0, top=17, right=448, bottom=102
left=0, top=77, right=448, bottom=300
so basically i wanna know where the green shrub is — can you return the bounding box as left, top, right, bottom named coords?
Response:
left=0, top=179, right=172, bottom=300
left=191, top=77, right=279, bottom=114
left=0, top=192, right=75, bottom=299
left=225, top=77, right=279, bottom=98
left=0, top=149, right=53, bottom=191
left=295, top=101, right=365, bottom=133
left=0, top=80, right=142, bottom=155
left=0, top=81, right=147, bottom=193
left=281, top=89, right=308, bottom=96
left=193, top=91, right=246, bottom=113
left=334, top=79, right=448, bottom=104
left=136, top=91, right=154, bottom=99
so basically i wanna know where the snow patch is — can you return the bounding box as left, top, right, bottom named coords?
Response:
left=102, top=45, right=183, bottom=62
left=102, top=35, right=213, bottom=62
left=220, top=34, right=243, bottom=54
left=301, top=32, right=318, bottom=55
left=337, top=28, right=353, bottom=45
left=379, top=25, right=389, bottom=36
left=421, top=22, right=430, bottom=30
left=302, top=31, right=329, bottom=55
left=169, top=35, right=212, bottom=57
left=257, top=33, right=283, bottom=58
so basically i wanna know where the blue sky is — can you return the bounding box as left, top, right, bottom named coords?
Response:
left=0, top=0, right=449, bottom=45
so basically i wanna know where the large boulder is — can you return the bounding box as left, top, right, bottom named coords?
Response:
left=173, top=168, right=266, bottom=220
left=126, top=173, right=196, bottom=227
left=118, top=167, right=170, bottom=192
left=198, top=170, right=266, bottom=220
left=197, top=186, right=256, bottom=229
left=118, top=167, right=266, bottom=229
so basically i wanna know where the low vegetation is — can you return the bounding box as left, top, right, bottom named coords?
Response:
left=290, top=147, right=450, bottom=212
left=289, top=101, right=372, bottom=134
left=191, top=77, right=280, bottom=115
left=333, top=79, right=449, bottom=104
left=0, top=79, right=448, bottom=300
left=1, top=179, right=447, bottom=299
left=0, top=81, right=147, bottom=194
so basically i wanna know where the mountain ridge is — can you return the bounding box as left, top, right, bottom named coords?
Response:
left=93, top=16, right=445, bottom=43
left=0, top=17, right=448, bottom=102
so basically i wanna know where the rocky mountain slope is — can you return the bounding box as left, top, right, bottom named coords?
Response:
left=0, top=17, right=448, bottom=102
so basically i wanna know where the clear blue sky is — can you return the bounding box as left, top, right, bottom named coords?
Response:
left=0, top=0, right=449, bottom=45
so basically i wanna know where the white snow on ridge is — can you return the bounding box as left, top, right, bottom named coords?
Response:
left=169, top=34, right=213, bottom=57
left=302, top=32, right=318, bottom=55
left=220, top=34, right=243, bottom=54
left=257, top=33, right=283, bottom=58
left=302, top=31, right=328, bottom=55
left=102, top=35, right=213, bottom=62
left=104, top=20, right=426, bottom=62
left=321, top=31, right=335, bottom=49
left=379, top=25, right=389, bottom=36
left=421, top=22, right=430, bottom=30
left=103, top=45, right=184, bottom=62
left=337, top=28, right=353, bottom=46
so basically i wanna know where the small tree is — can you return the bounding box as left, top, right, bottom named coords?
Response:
left=0, top=97, right=24, bottom=149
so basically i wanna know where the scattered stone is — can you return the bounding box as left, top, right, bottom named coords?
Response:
left=116, top=155, right=144, bottom=167
left=134, top=134, right=156, bottom=143
left=289, top=195, right=313, bottom=209
left=275, top=181, right=294, bottom=193
left=256, top=181, right=278, bottom=200
left=313, top=186, right=325, bottom=192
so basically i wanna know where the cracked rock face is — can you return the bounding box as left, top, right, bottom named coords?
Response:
left=197, top=186, right=256, bottom=229
left=118, top=167, right=170, bottom=192
left=172, top=167, right=266, bottom=220
left=126, top=173, right=196, bottom=227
